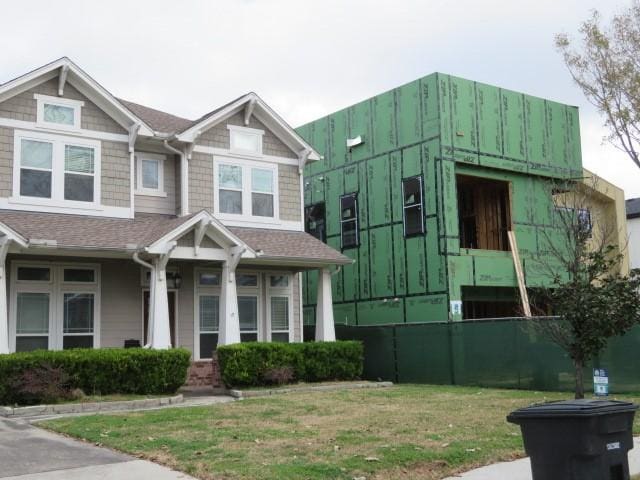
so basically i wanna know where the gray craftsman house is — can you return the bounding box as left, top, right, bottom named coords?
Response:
left=0, top=58, right=348, bottom=385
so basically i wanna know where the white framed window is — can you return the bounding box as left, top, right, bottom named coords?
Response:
left=267, top=274, right=292, bottom=342
left=194, top=268, right=221, bottom=360
left=12, top=130, right=101, bottom=208
left=228, top=125, right=264, bottom=156
left=135, top=153, right=166, bottom=197
left=237, top=272, right=260, bottom=343
left=214, top=157, right=279, bottom=221
left=9, top=262, right=100, bottom=352
left=34, top=94, right=84, bottom=131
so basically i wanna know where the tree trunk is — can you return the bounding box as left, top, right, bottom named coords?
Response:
left=574, top=359, right=585, bottom=399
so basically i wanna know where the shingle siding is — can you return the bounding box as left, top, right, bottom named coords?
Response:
left=134, top=154, right=177, bottom=215
left=0, top=127, right=13, bottom=198
left=101, top=141, right=131, bottom=208
left=0, top=78, right=127, bottom=135
left=189, top=151, right=214, bottom=212
left=278, top=164, right=301, bottom=221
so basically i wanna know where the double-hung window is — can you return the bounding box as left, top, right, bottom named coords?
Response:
left=237, top=274, right=259, bottom=342
left=340, top=193, right=359, bottom=248
left=135, top=153, right=166, bottom=196
left=13, top=130, right=100, bottom=207
left=34, top=94, right=83, bottom=131
left=402, top=175, right=425, bottom=236
left=268, top=275, right=292, bottom=342
left=12, top=263, right=99, bottom=352
left=215, top=160, right=278, bottom=220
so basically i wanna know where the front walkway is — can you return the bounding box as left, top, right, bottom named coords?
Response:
left=0, top=418, right=196, bottom=479
left=444, top=437, right=640, bottom=479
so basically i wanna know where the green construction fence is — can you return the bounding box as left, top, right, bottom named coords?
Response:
left=304, top=318, right=640, bottom=393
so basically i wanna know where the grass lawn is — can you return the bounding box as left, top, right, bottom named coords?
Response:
left=42, top=385, right=640, bottom=480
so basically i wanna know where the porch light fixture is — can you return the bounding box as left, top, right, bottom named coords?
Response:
left=168, top=272, right=183, bottom=289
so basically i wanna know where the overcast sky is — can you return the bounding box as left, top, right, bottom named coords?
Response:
left=2, top=0, right=639, bottom=198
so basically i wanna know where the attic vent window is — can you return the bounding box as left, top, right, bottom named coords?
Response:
left=228, top=125, right=264, bottom=156
left=34, top=94, right=83, bottom=131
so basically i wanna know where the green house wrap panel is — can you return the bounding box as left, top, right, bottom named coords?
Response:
left=476, top=82, right=503, bottom=156
left=344, top=164, right=359, bottom=193
left=324, top=171, right=342, bottom=237
left=514, top=225, right=537, bottom=258
left=448, top=255, right=474, bottom=291
left=423, top=140, right=439, bottom=216
left=367, top=155, right=391, bottom=226
left=396, top=79, right=422, bottom=147
left=358, top=230, right=370, bottom=299
left=370, top=226, right=395, bottom=298
left=406, top=294, right=448, bottom=322
left=372, top=90, right=397, bottom=154
left=421, top=74, right=440, bottom=139
left=530, top=179, right=553, bottom=226
left=474, top=255, right=516, bottom=286
left=330, top=109, right=348, bottom=168
left=450, top=76, right=477, bottom=152
left=546, top=100, right=568, bottom=169
left=566, top=106, right=582, bottom=173
left=333, top=303, right=356, bottom=326
left=310, top=176, right=325, bottom=204
left=441, top=160, right=458, bottom=238
left=478, top=154, right=526, bottom=174
left=403, top=144, right=422, bottom=177
left=348, top=100, right=373, bottom=162
left=342, top=248, right=358, bottom=301
left=357, top=299, right=404, bottom=325
left=511, top=175, right=533, bottom=224
left=426, top=218, right=446, bottom=292
left=524, top=95, right=549, bottom=166
left=328, top=236, right=343, bottom=301
left=438, top=74, right=453, bottom=149
left=307, top=269, right=318, bottom=304
left=406, top=235, right=427, bottom=294
left=501, top=89, right=525, bottom=161
left=303, top=180, right=312, bottom=205
left=393, top=224, right=406, bottom=295
left=358, top=162, right=369, bottom=230
left=390, top=151, right=403, bottom=223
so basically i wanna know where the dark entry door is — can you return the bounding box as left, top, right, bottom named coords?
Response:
left=143, top=291, right=176, bottom=346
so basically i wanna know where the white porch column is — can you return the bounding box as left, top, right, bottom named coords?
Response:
left=149, top=252, right=172, bottom=349
left=218, top=246, right=245, bottom=346
left=0, top=238, right=10, bottom=354
left=315, top=268, right=336, bottom=341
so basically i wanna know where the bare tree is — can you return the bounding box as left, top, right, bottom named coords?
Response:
left=528, top=177, right=640, bottom=399
left=556, top=3, right=640, bottom=169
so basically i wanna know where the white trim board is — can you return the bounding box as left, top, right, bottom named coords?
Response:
left=193, top=145, right=300, bottom=166
left=0, top=117, right=129, bottom=143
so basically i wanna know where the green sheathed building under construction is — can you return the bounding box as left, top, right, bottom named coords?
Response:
left=296, top=73, right=582, bottom=326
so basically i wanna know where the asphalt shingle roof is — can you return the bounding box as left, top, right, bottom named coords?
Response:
left=627, top=198, right=640, bottom=219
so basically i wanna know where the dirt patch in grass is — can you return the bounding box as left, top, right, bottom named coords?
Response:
left=42, top=385, right=640, bottom=480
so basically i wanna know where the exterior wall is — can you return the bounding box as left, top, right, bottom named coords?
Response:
left=0, top=126, right=13, bottom=198
left=298, top=72, right=584, bottom=325
left=134, top=154, right=178, bottom=215
left=101, top=141, right=131, bottom=208
left=189, top=151, right=214, bottom=213
left=101, top=259, right=143, bottom=347
left=278, top=164, right=301, bottom=221
left=0, top=78, right=126, bottom=134
left=197, top=111, right=297, bottom=159
left=629, top=217, right=640, bottom=270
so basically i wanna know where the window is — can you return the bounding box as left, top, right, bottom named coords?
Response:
left=198, top=295, right=219, bottom=359
left=305, top=203, right=326, bottom=242
left=13, top=131, right=100, bottom=207
left=11, top=263, right=99, bottom=352
left=135, top=154, right=166, bottom=196
left=237, top=274, right=258, bottom=287
left=402, top=176, right=424, bottom=236
left=251, top=168, right=274, bottom=217
left=199, top=272, right=220, bottom=286
left=556, top=207, right=592, bottom=238
left=214, top=159, right=278, bottom=220
left=239, top=296, right=258, bottom=342
left=228, top=125, right=263, bottom=155
left=35, top=94, right=83, bottom=130
left=270, top=297, right=290, bottom=342
left=270, top=275, right=289, bottom=288
left=340, top=193, right=359, bottom=248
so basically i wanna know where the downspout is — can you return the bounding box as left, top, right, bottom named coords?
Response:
left=132, top=251, right=154, bottom=347
left=128, top=124, right=141, bottom=218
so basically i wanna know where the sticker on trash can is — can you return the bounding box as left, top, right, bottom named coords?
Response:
left=593, top=368, right=609, bottom=396
left=607, top=442, right=621, bottom=451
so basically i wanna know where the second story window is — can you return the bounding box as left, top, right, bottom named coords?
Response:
left=215, top=160, right=278, bottom=220
left=34, top=94, right=83, bottom=131
left=135, top=153, right=166, bottom=196
left=305, top=203, right=326, bottom=242
left=340, top=193, right=359, bottom=248
left=402, top=175, right=424, bottom=236
left=13, top=130, right=100, bottom=206
left=228, top=125, right=263, bottom=156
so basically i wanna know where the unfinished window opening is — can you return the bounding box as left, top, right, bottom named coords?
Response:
left=461, top=287, right=520, bottom=320
left=402, top=175, right=424, bottom=236
left=457, top=175, right=511, bottom=251
left=340, top=193, right=359, bottom=248
left=305, top=202, right=326, bottom=242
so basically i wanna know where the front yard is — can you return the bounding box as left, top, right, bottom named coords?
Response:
left=42, top=385, right=640, bottom=480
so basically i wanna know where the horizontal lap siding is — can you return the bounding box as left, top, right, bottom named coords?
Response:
left=100, top=260, right=143, bottom=347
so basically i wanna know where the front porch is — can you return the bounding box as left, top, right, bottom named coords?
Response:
left=0, top=210, right=352, bottom=378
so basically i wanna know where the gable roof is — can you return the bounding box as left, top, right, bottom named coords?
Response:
left=627, top=198, right=640, bottom=219
left=118, top=98, right=193, bottom=134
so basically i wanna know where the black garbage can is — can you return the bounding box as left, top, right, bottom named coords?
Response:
left=507, top=399, right=638, bottom=480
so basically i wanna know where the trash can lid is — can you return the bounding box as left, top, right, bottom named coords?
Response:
left=507, top=399, right=638, bottom=420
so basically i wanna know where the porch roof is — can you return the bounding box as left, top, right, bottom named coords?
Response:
left=0, top=210, right=351, bottom=265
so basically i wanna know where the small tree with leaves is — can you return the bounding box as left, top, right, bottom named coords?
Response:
left=529, top=177, right=640, bottom=399
left=556, top=2, right=640, bottom=169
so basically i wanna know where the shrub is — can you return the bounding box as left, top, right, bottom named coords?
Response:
left=263, top=366, right=295, bottom=386
left=217, top=341, right=363, bottom=388
left=0, top=348, right=191, bottom=405
left=11, top=363, right=73, bottom=405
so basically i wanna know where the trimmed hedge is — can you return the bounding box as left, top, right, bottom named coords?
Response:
left=0, top=348, right=191, bottom=405
left=217, top=341, right=363, bottom=388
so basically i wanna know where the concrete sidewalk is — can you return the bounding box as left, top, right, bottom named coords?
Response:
left=0, top=418, right=196, bottom=479
left=444, top=437, right=640, bottom=479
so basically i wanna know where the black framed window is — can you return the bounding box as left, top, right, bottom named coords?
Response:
left=577, top=208, right=592, bottom=237
left=402, top=175, right=424, bottom=236
left=340, top=193, right=359, bottom=248
left=305, top=203, right=326, bottom=242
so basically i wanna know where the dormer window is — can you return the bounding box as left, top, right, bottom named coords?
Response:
left=34, top=94, right=83, bottom=131
left=228, top=125, right=263, bottom=156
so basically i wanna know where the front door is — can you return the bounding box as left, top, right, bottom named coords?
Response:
left=143, top=290, right=177, bottom=347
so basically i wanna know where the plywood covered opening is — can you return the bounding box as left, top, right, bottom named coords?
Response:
left=457, top=175, right=511, bottom=251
